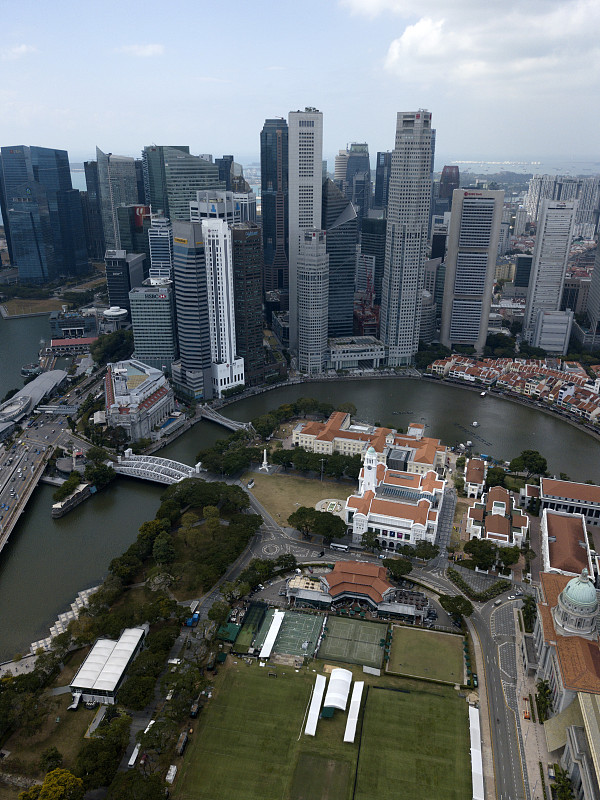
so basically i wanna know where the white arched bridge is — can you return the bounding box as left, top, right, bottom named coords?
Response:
left=113, top=450, right=202, bottom=485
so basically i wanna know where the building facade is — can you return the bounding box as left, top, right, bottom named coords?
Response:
left=297, top=229, right=329, bottom=374
left=105, top=360, right=174, bottom=441
left=96, top=148, right=139, bottom=250
left=231, top=222, right=265, bottom=386
left=322, top=178, right=357, bottom=338
left=129, top=279, right=178, bottom=372
left=260, top=119, right=289, bottom=297
left=105, top=250, right=145, bottom=314
left=148, top=216, right=174, bottom=281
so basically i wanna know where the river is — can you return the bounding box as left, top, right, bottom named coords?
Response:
left=2, top=316, right=600, bottom=660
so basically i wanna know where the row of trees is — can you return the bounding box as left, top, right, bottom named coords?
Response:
left=287, top=507, right=346, bottom=543
left=463, top=539, right=521, bottom=571
left=89, top=330, right=134, bottom=365
left=251, top=398, right=356, bottom=440
left=272, top=447, right=362, bottom=480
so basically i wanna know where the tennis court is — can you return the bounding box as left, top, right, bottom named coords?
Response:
left=272, top=612, right=323, bottom=658
left=234, top=602, right=269, bottom=652
left=317, top=616, right=386, bottom=669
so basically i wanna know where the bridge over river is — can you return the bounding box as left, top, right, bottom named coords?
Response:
left=113, top=450, right=203, bottom=485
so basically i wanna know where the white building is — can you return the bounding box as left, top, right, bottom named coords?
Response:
left=532, top=309, right=573, bottom=355
left=524, top=200, right=576, bottom=341
left=129, top=279, right=178, bottom=372
left=380, top=110, right=434, bottom=366
left=105, top=359, right=175, bottom=441
left=297, top=229, right=329, bottom=374
left=190, top=190, right=257, bottom=225
left=202, top=219, right=245, bottom=397
left=148, top=216, right=174, bottom=281
left=465, top=457, right=487, bottom=498
left=288, top=107, right=324, bottom=351
left=466, top=485, right=529, bottom=548
left=345, top=446, right=445, bottom=550
left=440, top=189, right=504, bottom=353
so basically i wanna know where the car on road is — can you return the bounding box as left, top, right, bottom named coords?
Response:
left=508, top=595, right=516, bottom=600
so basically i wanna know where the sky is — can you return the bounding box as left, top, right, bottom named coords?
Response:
left=1, top=0, right=599, bottom=168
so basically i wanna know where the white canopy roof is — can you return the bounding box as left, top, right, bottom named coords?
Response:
left=71, top=627, right=145, bottom=694
left=324, top=667, right=352, bottom=711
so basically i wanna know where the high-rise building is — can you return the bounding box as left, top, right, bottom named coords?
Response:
left=334, top=149, right=349, bottom=184
left=344, top=143, right=371, bottom=223
left=96, top=148, right=138, bottom=251
left=171, top=221, right=213, bottom=400
left=141, top=145, right=224, bottom=222
left=129, top=279, right=178, bottom=372
left=361, top=216, right=387, bottom=305
left=380, top=110, right=434, bottom=365
left=297, top=230, right=329, bottom=374
left=202, top=219, right=244, bottom=397
left=439, top=166, right=460, bottom=203
left=189, top=190, right=257, bottom=225
left=116, top=205, right=151, bottom=271
left=81, top=161, right=105, bottom=260
left=374, top=151, right=392, bottom=210
left=260, top=119, right=289, bottom=297
left=134, top=159, right=145, bottom=205
left=288, top=107, right=323, bottom=351
left=514, top=254, right=533, bottom=288
left=584, top=246, right=600, bottom=348
left=215, top=155, right=234, bottom=190
left=105, top=250, right=146, bottom=313
left=148, top=217, right=174, bottom=281
left=0, top=145, right=88, bottom=282
left=322, top=178, right=358, bottom=337
left=440, top=189, right=504, bottom=353
left=231, top=222, right=265, bottom=386
left=524, top=200, right=576, bottom=341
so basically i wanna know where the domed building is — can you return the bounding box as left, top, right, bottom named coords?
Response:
left=553, top=570, right=598, bottom=638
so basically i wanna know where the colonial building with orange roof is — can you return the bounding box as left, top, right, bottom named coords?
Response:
left=540, top=509, right=596, bottom=578
left=344, top=446, right=446, bottom=551
left=105, top=359, right=174, bottom=441
left=466, top=485, right=529, bottom=547
left=465, top=457, right=487, bottom=498
left=292, top=412, right=446, bottom=475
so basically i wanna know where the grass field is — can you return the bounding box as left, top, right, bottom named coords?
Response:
left=2, top=298, right=65, bottom=316
left=242, top=472, right=349, bottom=523
left=389, top=626, right=464, bottom=682
left=355, top=686, right=471, bottom=800
left=318, top=617, right=386, bottom=669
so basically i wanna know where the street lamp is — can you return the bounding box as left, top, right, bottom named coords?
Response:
left=320, top=458, right=325, bottom=483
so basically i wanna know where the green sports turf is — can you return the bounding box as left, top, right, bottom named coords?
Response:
left=388, top=625, right=464, bottom=682
left=317, top=616, right=386, bottom=669
left=354, top=686, right=472, bottom=800
left=290, top=753, right=350, bottom=800
left=273, top=612, right=323, bottom=658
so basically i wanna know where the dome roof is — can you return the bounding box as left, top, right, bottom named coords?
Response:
left=366, top=446, right=376, bottom=454
left=563, top=569, right=598, bottom=608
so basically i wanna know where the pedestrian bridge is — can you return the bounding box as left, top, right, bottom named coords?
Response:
left=200, top=405, right=253, bottom=432
left=113, top=450, right=202, bottom=485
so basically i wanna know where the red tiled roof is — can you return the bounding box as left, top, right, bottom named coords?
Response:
left=325, top=561, right=392, bottom=604
left=542, top=478, right=600, bottom=504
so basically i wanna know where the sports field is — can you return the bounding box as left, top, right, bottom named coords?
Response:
left=274, top=612, right=323, bottom=658
left=234, top=602, right=268, bottom=652
left=317, top=617, right=385, bottom=669
left=355, top=685, right=471, bottom=800
left=388, top=625, right=464, bottom=683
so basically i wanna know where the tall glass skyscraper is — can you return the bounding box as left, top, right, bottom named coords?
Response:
left=260, top=119, right=289, bottom=297
left=96, top=148, right=138, bottom=250
left=322, top=178, right=357, bottom=337
left=0, top=145, right=88, bottom=282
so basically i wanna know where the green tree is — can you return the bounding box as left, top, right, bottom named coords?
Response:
left=275, top=553, right=297, bottom=570
left=509, top=449, right=547, bottom=480
left=39, top=747, right=63, bottom=774
left=439, top=594, right=474, bottom=617
left=107, top=772, right=166, bottom=800
left=522, top=594, right=537, bottom=631
left=152, top=532, right=175, bottom=565
left=414, top=541, right=439, bottom=561
left=485, top=467, right=506, bottom=488
left=455, top=455, right=466, bottom=470
left=360, top=529, right=381, bottom=552
left=336, top=402, right=357, bottom=415
left=86, top=446, right=109, bottom=463
left=383, top=557, right=412, bottom=580
left=288, top=507, right=318, bottom=537
left=117, top=676, right=156, bottom=711
left=454, top=475, right=465, bottom=494
left=497, top=545, right=520, bottom=569
left=83, top=462, right=116, bottom=490
left=90, top=330, right=134, bottom=365
left=20, top=769, right=84, bottom=800
left=464, top=538, right=497, bottom=570
left=208, top=600, right=231, bottom=627
left=553, top=765, right=574, bottom=800
left=313, top=512, right=346, bottom=544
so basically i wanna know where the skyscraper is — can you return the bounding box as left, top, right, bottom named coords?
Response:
left=288, top=107, right=323, bottom=351
left=374, top=151, right=392, bottom=210
left=116, top=205, right=151, bottom=269
left=322, top=178, right=357, bottom=337
left=523, top=200, right=576, bottom=340
left=0, top=145, right=88, bottom=282
left=96, top=148, right=138, bottom=250
left=148, top=217, right=174, bottom=281
left=439, top=166, right=460, bottom=203
left=380, top=110, right=434, bottom=366
left=215, top=155, right=234, bottom=190
left=129, top=279, right=178, bottom=372
left=105, top=250, right=146, bottom=313
left=260, top=118, right=289, bottom=297
left=360, top=216, right=387, bottom=306
left=231, top=222, right=265, bottom=386
left=344, top=143, right=371, bottom=223
left=82, top=161, right=105, bottom=260
left=440, top=188, right=504, bottom=353
left=297, top=230, right=329, bottom=374
left=190, top=190, right=257, bottom=225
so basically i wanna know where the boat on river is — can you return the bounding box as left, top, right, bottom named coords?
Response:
left=472, top=421, right=479, bottom=427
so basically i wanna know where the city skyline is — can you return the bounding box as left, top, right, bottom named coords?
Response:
left=2, top=0, right=599, bottom=165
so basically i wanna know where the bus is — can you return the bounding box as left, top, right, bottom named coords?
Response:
left=127, top=744, right=141, bottom=768
left=330, top=543, right=349, bottom=552
left=189, top=600, right=200, bottom=614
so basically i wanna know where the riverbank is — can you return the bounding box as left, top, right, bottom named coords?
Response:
left=0, top=305, right=55, bottom=320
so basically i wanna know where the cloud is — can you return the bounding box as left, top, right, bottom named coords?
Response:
left=342, top=0, right=600, bottom=95
left=118, top=44, right=164, bottom=58
left=2, top=44, right=37, bottom=61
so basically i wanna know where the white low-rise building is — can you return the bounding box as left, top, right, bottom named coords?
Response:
left=465, top=457, right=487, bottom=498
left=105, top=359, right=175, bottom=441
left=345, top=447, right=445, bottom=550
left=466, top=485, right=529, bottom=548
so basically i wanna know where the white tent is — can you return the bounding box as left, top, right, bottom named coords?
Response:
left=323, top=667, right=352, bottom=711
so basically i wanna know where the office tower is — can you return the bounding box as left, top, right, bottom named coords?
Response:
left=440, top=189, right=504, bottom=353
left=584, top=246, right=600, bottom=348
left=142, top=145, right=223, bottom=222
left=514, top=254, right=533, bottom=288
left=82, top=161, right=105, bottom=260
left=514, top=206, right=527, bottom=237
left=105, top=250, right=145, bottom=313
left=361, top=216, right=387, bottom=305
left=0, top=145, right=88, bottom=282
left=215, top=155, right=234, bottom=190
left=439, top=166, right=460, bottom=203
left=134, top=159, right=145, bottom=204
left=117, top=205, right=151, bottom=271
left=288, top=107, right=323, bottom=350
left=334, top=143, right=371, bottom=222
left=523, top=200, right=576, bottom=340
left=380, top=110, right=434, bottom=366
left=260, top=118, right=289, bottom=296
left=525, top=174, right=556, bottom=222
left=430, top=213, right=449, bottom=260
left=497, top=220, right=511, bottom=255
left=334, top=149, right=349, bottom=184
left=202, top=219, right=244, bottom=396
left=561, top=275, right=590, bottom=316
left=575, top=177, right=600, bottom=238
left=322, top=178, right=358, bottom=337
left=129, top=279, right=178, bottom=372
left=190, top=190, right=257, bottom=224
left=420, top=291, right=437, bottom=344
left=297, top=230, right=329, bottom=374
left=532, top=310, right=573, bottom=354
left=96, top=148, right=138, bottom=250
left=374, top=151, right=392, bottom=210
left=171, top=221, right=212, bottom=400
left=148, top=217, right=174, bottom=281
left=231, top=222, right=265, bottom=386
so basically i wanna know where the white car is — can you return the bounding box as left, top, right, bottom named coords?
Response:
left=508, top=595, right=516, bottom=600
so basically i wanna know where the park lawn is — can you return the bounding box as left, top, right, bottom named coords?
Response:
left=242, top=472, right=349, bottom=523
left=389, top=626, right=464, bottom=683
left=0, top=785, right=21, bottom=800
left=3, top=298, right=65, bottom=316
left=4, top=693, right=95, bottom=777
left=355, top=685, right=471, bottom=800
left=175, top=662, right=356, bottom=800
left=51, top=646, right=91, bottom=688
